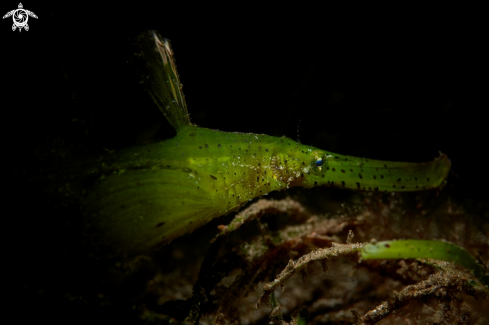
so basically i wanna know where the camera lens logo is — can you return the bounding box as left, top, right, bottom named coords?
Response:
left=3, top=3, right=38, bottom=32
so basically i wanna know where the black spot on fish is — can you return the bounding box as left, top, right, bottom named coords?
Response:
left=374, top=175, right=377, bottom=179
left=356, top=182, right=360, bottom=189
left=342, top=181, right=345, bottom=187
left=199, top=146, right=202, bottom=149
left=120, top=205, right=125, bottom=209
left=397, top=178, right=401, bottom=182
left=384, top=164, right=387, bottom=168
left=350, top=169, right=353, bottom=172
left=341, top=169, right=345, bottom=173
left=332, top=168, right=336, bottom=172
left=189, top=132, right=196, bottom=137
left=359, top=174, right=363, bottom=179
left=401, top=186, right=405, bottom=189
left=427, top=178, right=430, bottom=182
left=218, top=144, right=221, bottom=148
left=381, top=175, right=384, bottom=179
left=210, top=175, right=217, bottom=180
left=205, top=144, right=209, bottom=148
left=156, top=222, right=165, bottom=228
left=393, top=185, right=396, bottom=188
left=314, top=181, right=317, bottom=185
left=265, top=149, right=269, bottom=152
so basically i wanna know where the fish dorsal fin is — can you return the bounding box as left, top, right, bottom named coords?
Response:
left=135, top=30, right=192, bottom=132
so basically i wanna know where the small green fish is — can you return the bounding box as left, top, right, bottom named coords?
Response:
left=77, top=31, right=451, bottom=257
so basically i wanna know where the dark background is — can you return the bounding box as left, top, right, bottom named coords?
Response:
left=3, top=2, right=487, bottom=323
left=4, top=4, right=486, bottom=197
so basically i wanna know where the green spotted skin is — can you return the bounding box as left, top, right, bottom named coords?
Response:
left=78, top=31, right=451, bottom=256
left=82, top=125, right=450, bottom=256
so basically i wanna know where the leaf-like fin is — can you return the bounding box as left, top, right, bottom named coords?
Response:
left=135, top=30, right=191, bottom=132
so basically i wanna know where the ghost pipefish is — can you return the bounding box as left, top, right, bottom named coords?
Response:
left=77, top=31, right=451, bottom=257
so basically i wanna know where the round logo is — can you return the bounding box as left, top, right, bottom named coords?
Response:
left=13, top=9, right=28, bottom=28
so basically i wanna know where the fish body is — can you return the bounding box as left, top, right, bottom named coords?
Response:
left=52, top=30, right=450, bottom=257
left=82, top=124, right=450, bottom=256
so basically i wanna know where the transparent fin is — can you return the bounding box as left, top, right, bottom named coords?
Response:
left=135, top=30, right=191, bottom=132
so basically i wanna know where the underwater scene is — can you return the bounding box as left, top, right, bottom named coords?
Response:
left=5, top=4, right=488, bottom=324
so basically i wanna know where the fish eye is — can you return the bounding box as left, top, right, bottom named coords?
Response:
left=315, top=159, right=323, bottom=167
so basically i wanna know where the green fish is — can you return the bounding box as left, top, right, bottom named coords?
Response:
left=52, top=31, right=450, bottom=257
